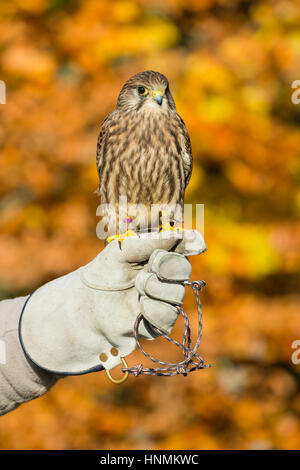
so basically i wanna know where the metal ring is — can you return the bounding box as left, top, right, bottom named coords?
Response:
left=105, top=357, right=129, bottom=385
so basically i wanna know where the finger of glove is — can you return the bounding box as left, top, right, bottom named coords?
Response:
left=174, top=230, right=207, bottom=256
left=121, top=230, right=184, bottom=263
left=121, top=230, right=206, bottom=263
left=135, top=270, right=185, bottom=306
left=140, top=296, right=179, bottom=335
left=147, top=250, right=191, bottom=282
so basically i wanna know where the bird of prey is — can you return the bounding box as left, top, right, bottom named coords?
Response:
left=96, top=70, right=193, bottom=240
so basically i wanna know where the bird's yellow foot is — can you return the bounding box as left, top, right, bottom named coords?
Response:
left=159, top=222, right=185, bottom=233
left=158, top=210, right=185, bottom=233
left=106, top=230, right=137, bottom=245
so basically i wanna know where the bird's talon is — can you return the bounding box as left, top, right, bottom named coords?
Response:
left=160, top=223, right=185, bottom=233
left=106, top=230, right=136, bottom=245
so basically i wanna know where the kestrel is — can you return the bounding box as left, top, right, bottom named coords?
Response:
left=96, top=70, right=193, bottom=238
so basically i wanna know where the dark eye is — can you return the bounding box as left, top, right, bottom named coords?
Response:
left=138, top=86, right=147, bottom=95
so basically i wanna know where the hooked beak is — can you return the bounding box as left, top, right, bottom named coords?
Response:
left=151, top=90, right=163, bottom=105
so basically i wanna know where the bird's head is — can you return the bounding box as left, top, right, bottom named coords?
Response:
left=116, top=70, right=176, bottom=113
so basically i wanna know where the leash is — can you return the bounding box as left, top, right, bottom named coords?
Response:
left=105, top=280, right=210, bottom=383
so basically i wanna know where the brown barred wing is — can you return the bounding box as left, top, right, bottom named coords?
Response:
left=177, top=114, right=193, bottom=189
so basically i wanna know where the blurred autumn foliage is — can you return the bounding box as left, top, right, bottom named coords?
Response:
left=0, top=0, right=300, bottom=450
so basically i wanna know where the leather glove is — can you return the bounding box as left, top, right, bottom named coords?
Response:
left=19, top=230, right=206, bottom=376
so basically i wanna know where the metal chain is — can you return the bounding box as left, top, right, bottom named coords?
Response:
left=121, top=280, right=211, bottom=377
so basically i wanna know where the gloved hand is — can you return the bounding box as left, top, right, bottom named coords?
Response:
left=19, top=230, right=206, bottom=376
